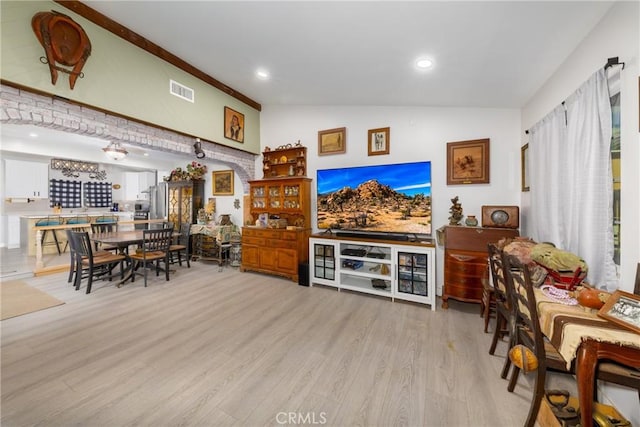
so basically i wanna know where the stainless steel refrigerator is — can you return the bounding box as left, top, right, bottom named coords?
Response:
left=148, top=183, right=167, bottom=220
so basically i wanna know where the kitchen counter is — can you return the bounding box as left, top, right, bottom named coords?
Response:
left=20, top=212, right=133, bottom=219
left=20, top=212, right=135, bottom=255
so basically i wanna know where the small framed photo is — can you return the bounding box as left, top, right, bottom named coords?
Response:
left=367, top=127, right=390, bottom=156
left=212, top=170, right=234, bottom=196
left=521, top=143, right=530, bottom=192
left=598, top=290, right=640, bottom=334
left=224, top=106, right=244, bottom=143
left=318, top=127, right=346, bottom=155
left=446, top=138, right=490, bottom=185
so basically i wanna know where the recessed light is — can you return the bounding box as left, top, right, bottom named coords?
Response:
left=29, top=132, right=38, bottom=138
left=256, top=69, right=270, bottom=80
left=143, top=152, right=149, bottom=157
left=415, top=57, right=434, bottom=70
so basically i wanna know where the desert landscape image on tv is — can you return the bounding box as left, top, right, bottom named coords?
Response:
left=317, top=161, right=432, bottom=234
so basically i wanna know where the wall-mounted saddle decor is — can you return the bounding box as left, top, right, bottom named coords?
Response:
left=32, top=10, right=91, bottom=90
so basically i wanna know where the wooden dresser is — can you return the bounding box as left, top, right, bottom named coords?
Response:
left=442, top=226, right=518, bottom=308
left=241, top=227, right=311, bottom=282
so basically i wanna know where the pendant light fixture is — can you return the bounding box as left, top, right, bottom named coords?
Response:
left=102, top=141, right=128, bottom=161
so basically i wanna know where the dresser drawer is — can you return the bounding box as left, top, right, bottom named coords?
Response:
left=444, top=270, right=483, bottom=288
left=243, top=228, right=281, bottom=239
left=445, top=259, right=487, bottom=276
left=270, top=239, right=297, bottom=249
left=243, top=236, right=265, bottom=246
left=444, top=283, right=483, bottom=301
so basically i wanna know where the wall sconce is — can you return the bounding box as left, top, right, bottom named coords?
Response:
left=194, top=138, right=205, bottom=159
left=102, top=142, right=128, bottom=161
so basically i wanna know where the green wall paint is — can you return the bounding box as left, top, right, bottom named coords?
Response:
left=1, top=1, right=260, bottom=154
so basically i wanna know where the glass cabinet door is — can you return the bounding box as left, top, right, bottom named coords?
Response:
left=252, top=185, right=266, bottom=209
left=283, top=184, right=300, bottom=209
left=313, top=243, right=335, bottom=280
left=397, top=252, right=428, bottom=296
left=268, top=185, right=281, bottom=208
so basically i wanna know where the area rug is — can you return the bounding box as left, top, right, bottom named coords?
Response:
left=1, top=280, right=65, bottom=320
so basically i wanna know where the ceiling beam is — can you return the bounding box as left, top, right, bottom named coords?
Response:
left=54, top=0, right=262, bottom=112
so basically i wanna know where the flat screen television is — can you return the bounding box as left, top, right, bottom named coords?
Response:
left=317, top=161, right=432, bottom=236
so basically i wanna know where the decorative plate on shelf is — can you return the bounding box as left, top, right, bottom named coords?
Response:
left=280, top=155, right=288, bottom=163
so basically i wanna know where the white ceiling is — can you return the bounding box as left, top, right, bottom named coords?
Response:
left=86, top=0, right=613, bottom=108
left=0, top=1, right=614, bottom=162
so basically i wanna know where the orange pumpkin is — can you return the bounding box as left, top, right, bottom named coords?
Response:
left=576, top=288, right=610, bottom=310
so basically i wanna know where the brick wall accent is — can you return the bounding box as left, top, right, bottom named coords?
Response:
left=0, top=84, right=256, bottom=192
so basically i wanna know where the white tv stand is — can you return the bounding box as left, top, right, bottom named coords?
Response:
left=309, top=234, right=436, bottom=310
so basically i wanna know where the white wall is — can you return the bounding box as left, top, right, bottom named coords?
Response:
left=260, top=105, right=521, bottom=293
left=521, top=2, right=639, bottom=423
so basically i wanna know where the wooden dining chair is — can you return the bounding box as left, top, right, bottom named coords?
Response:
left=128, top=228, right=173, bottom=287
left=65, top=227, right=110, bottom=285
left=502, top=252, right=569, bottom=427
left=169, top=222, right=191, bottom=268
left=70, top=230, right=126, bottom=294
left=502, top=253, right=640, bottom=427
left=90, top=221, right=119, bottom=253
left=487, top=243, right=515, bottom=380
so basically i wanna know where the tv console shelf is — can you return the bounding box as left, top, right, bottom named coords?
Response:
left=309, top=234, right=436, bottom=310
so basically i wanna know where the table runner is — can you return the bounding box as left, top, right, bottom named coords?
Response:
left=535, top=288, right=640, bottom=368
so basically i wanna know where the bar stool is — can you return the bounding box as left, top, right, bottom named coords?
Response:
left=63, top=215, right=90, bottom=252
left=36, top=216, right=63, bottom=255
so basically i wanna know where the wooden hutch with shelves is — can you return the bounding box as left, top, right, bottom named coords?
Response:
left=262, top=146, right=307, bottom=178
left=241, top=145, right=311, bottom=282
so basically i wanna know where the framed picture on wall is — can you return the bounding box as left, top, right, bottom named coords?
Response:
left=318, top=127, right=346, bottom=155
left=212, top=170, right=234, bottom=195
left=521, top=143, right=530, bottom=192
left=367, top=127, right=390, bottom=156
left=446, top=138, right=490, bottom=185
left=224, top=107, right=244, bottom=143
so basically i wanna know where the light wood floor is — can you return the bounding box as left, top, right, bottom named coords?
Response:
left=1, top=261, right=576, bottom=426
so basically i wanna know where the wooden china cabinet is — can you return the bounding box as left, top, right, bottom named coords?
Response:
left=241, top=146, right=311, bottom=282
left=166, top=180, right=204, bottom=229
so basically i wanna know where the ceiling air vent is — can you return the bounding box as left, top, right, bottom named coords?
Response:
left=169, top=79, right=194, bottom=103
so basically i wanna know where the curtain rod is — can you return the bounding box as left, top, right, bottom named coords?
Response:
left=604, top=56, right=625, bottom=70
left=525, top=57, right=624, bottom=135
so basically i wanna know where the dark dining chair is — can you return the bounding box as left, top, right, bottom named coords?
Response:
left=169, top=222, right=191, bottom=268
left=70, top=230, right=126, bottom=294
left=90, top=221, right=119, bottom=253
left=128, top=228, right=173, bottom=286
left=65, top=227, right=110, bottom=285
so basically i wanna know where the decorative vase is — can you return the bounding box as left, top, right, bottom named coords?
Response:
left=465, top=215, right=478, bottom=227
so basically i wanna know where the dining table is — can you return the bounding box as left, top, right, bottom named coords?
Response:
left=91, top=230, right=179, bottom=287
left=534, top=288, right=640, bottom=427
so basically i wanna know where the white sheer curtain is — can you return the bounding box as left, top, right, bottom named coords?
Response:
left=529, top=69, right=616, bottom=289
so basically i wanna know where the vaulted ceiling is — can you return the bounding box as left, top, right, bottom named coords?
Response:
left=85, top=1, right=613, bottom=108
